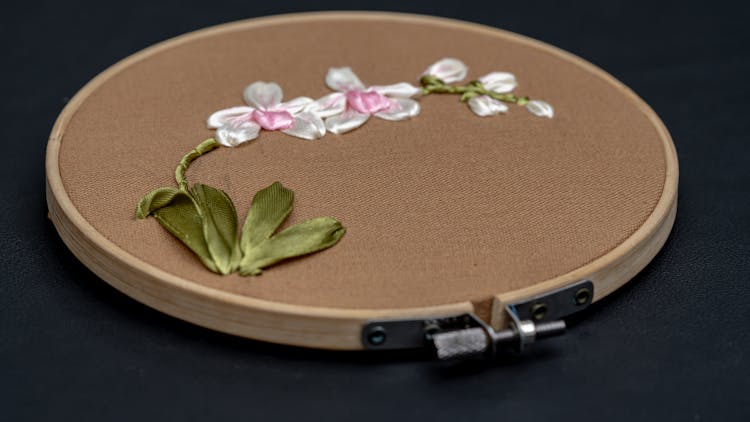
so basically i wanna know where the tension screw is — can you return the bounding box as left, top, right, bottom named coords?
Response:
left=574, top=287, right=591, bottom=306
left=530, top=303, right=548, bottom=321
left=367, top=326, right=387, bottom=346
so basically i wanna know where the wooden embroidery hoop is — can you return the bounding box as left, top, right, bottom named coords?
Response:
left=46, top=12, right=677, bottom=351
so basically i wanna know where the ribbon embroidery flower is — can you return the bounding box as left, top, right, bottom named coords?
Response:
left=422, top=57, right=468, bottom=84
left=207, top=81, right=326, bottom=147
left=308, top=67, right=422, bottom=134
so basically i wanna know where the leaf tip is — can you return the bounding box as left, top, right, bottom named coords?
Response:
left=135, top=199, right=151, bottom=220
left=240, top=267, right=263, bottom=277
left=217, top=265, right=234, bottom=275
left=331, top=223, right=346, bottom=241
left=268, top=181, right=291, bottom=195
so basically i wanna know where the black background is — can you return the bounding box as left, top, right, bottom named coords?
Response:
left=2, top=1, right=749, bottom=420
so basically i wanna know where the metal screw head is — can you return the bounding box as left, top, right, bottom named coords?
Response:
left=574, top=287, right=591, bottom=306
left=367, top=326, right=387, bottom=346
left=530, top=303, right=548, bottom=321
left=423, top=323, right=440, bottom=341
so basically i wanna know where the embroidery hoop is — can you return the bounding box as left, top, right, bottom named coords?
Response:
left=46, top=12, right=677, bottom=351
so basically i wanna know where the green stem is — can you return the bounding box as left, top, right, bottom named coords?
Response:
left=175, top=138, right=220, bottom=191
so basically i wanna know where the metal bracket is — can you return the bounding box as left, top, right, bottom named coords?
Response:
left=361, top=279, right=594, bottom=359
left=506, top=279, right=594, bottom=323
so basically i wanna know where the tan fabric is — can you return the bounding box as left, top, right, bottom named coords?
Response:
left=58, top=16, right=667, bottom=309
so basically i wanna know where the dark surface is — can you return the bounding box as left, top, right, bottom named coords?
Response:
left=2, top=1, right=749, bottom=420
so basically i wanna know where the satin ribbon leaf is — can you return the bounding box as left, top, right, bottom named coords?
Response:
left=241, top=181, right=294, bottom=252
left=135, top=187, right=183, bottom=219
left=191, top=183, right=241, bottom=275
left=240, top=217, right=346, bottom=276
left=148, top=190, right=219, bottom=273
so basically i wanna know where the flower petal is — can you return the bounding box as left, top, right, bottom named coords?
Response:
left=346, top=90, right=392, bottom=114
left=207, top=106, right=254, bottom=128
left=525, top=100, right=554, bottom=118
left=305, top=93, right=347, bottom=118
left=370, top=82, right=422, bottom=98
left=282, top=112, right=326, bottom=140
left=325, top=109, right=370, bottom=134
left=252, top=110, right=294, bottom=131
left=478, top=72, right=517, bottom=93
left=215, top=120, right=261, bottom=147
left=374, top=98, right=420, bottom=121
left=325, top=67, right=365, bottom=92
left=468, top=95, right=509, bottom=117
left=243, top=82, right=283, bottom=110
left=422, top=58, right=468, bottom=83
left=278, top=96, right=314, bottom=114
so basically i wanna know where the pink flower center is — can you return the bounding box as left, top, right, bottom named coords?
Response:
left=345, top=90, right=393, bottom=114
left=251, top=109, right=294, bottom=131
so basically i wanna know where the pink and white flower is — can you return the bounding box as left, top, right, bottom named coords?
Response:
left=207, top=82, right=325, bottom=147
left=307, top=67, right=422, bottom=134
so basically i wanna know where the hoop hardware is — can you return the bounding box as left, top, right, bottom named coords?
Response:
left=362, top=280, right=594, bottom=359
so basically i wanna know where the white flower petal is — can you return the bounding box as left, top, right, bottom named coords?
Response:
left=525, top=100, right=554, bottom=118
left=207, top=106, right=254, bottom=128
left=325, top=67, right=365, bottom=92
left=282, top=112, right=326, bottom=140
left=243, top=81, right=283, bottom=110
left=479, top=72, right=517, bottom=93
left=325, top=109, right=370, bottom=134
left=468, top=95, right=509, bottom=117
left=278, top=96, right=314, bottom=115
left=370, top=82, right=422, bottom=98
left=215, top=120, right=261, bottom=147
left=422, top=58, right=468, bottom=83
left=374, top=98, right=420, bottom=121
left=305, top=93, right=347, bottom=118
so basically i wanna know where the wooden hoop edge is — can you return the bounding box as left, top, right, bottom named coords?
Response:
left=45, top=11, right=678, bottom=350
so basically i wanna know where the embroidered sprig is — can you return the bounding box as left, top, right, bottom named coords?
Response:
left=420, top=58, right=554, bottom=118
left=136, top=58, right=552, bottom=277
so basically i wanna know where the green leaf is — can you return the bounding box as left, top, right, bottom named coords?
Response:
left=240, top=217, right=345, bottom=276
left=191, top=183, right=241, bottom=275
left=241, top=182, right=294, bottom=253
left=238, top=182, right=345, bottom=276
left=135, top=187, right=183, bottom=219
left=149, top=190, right=219, bottom=273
